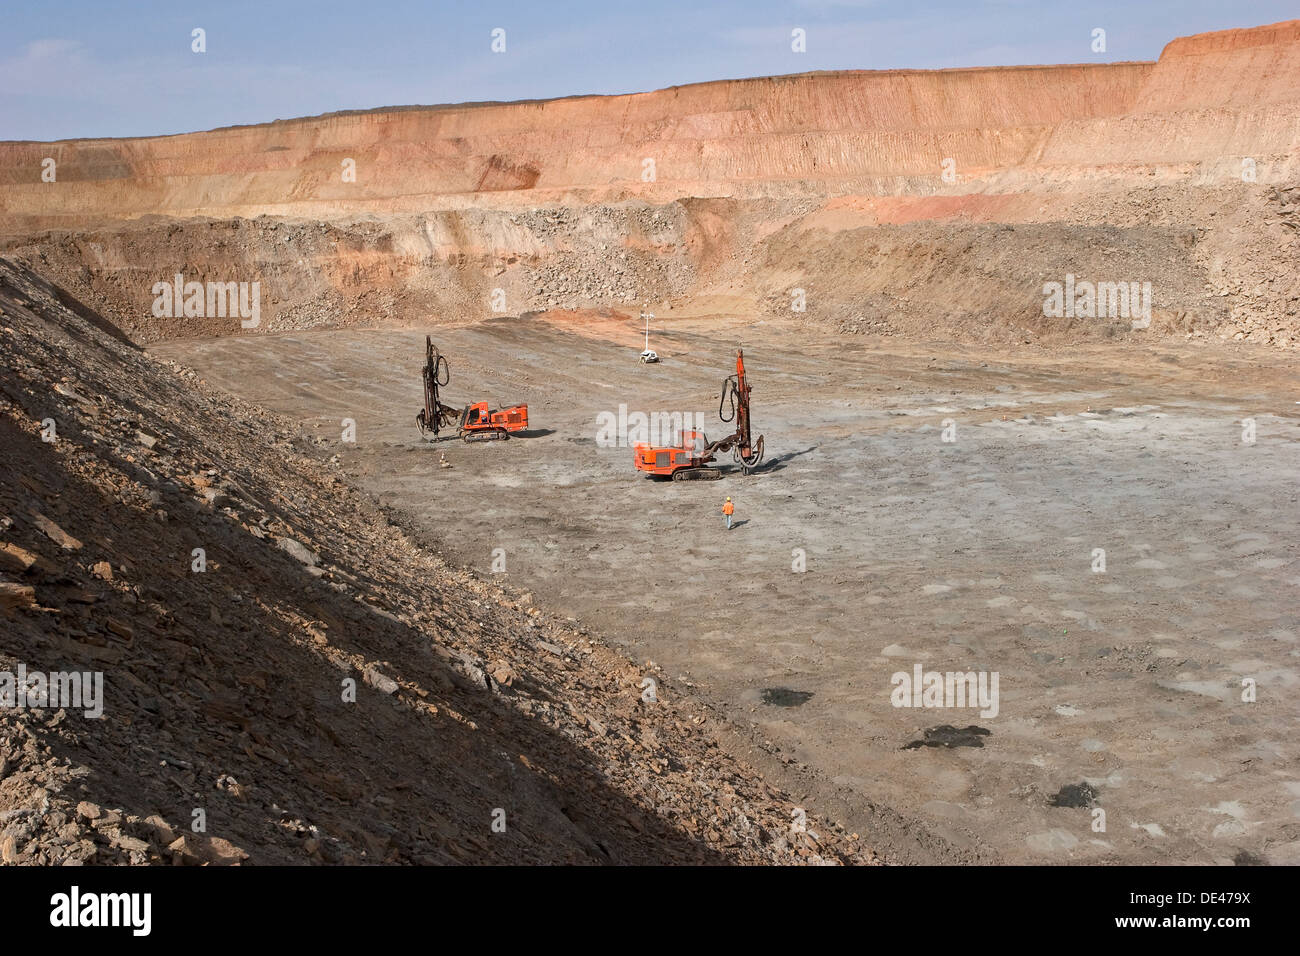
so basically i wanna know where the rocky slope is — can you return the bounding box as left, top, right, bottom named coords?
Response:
left=5, top=179, right=1296, bottom=348
left=0, top=257, right=875, bottom=865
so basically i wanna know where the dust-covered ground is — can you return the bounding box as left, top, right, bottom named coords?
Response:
left=155, top=314, right=1300, bottom=865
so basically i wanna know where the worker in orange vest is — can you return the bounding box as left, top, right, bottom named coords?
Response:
left=722, top=496, right=735, bottom=530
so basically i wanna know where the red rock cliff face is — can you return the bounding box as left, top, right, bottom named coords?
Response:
left=1, top=20, right=1296, bottom=230
left=0, top=63, right=1148, bottom=226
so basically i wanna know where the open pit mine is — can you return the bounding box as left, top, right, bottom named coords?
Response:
left=0, top=18, right=1297, bottom=873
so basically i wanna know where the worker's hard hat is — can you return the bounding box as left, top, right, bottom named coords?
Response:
left=726, top=497, right=732, bottom=501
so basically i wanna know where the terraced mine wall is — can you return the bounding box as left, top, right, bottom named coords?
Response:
left=1, top=20, right=1296, bottom=347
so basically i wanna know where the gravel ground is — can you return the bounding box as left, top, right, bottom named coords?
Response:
left=158, top=312, right=1300, bottom=864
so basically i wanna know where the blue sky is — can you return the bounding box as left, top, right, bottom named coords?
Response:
left=3, top=1, right=1294, bottom=141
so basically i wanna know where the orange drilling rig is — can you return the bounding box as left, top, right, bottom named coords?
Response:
left=415, top=337, right=529, bottom=442
left=633, top=349, right=765, bottom=480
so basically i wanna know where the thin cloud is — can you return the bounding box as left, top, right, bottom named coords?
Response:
left=23, top=37, right=83, bottom=60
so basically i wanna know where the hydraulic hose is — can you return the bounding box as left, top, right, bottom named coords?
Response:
left=718, top=375, right=739, bottom=423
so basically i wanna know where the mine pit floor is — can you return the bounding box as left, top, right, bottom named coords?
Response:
left=155, top=315, right=1300, bottom=864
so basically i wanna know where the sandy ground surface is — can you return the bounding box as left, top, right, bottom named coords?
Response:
left=155, top=316, right=1300, bottom=864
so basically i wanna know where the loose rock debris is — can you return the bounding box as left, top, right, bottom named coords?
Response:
left=903, top=725, right=992, bottom=750
left=1049, top=783, right=1100, bottom=809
